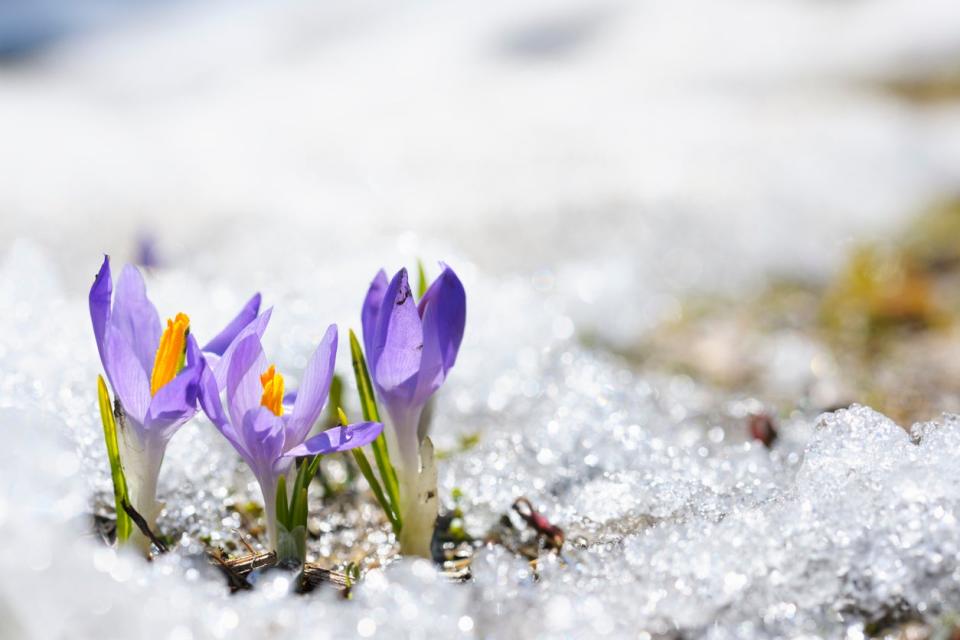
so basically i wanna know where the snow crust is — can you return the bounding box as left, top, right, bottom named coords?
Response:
left=3, top=238, right=960, bottom=638
left=3, top=0, right=960, bottom=637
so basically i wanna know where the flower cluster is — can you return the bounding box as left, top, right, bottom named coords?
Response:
left=89, top=256, right=465, bottom=562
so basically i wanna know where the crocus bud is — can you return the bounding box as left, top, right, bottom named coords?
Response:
left=361, top=264, right=466, bottom=557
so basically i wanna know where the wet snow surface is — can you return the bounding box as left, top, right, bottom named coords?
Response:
left=4, top=0, right=960, bottom=637
left=4, top=235, right=960, bottom=639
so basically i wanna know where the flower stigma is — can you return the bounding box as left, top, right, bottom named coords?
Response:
left=260, top=365, right=285, bottom=416
left=150, top=312, right=190, bottom=395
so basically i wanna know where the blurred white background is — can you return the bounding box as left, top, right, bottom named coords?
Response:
left=2, top=0, right=960, bottom=336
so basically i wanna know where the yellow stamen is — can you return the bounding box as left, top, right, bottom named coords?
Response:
left=260, top=365, right=285, bottom=416
left=150, top=313, right=190, bottom=396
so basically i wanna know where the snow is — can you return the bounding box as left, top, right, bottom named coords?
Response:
left=3, top=0, right=960, bottom=637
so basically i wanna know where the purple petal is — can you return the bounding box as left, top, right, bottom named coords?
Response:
left=226, top=334, right=268, bottom=431
left=287, top=324, right=338, bottom=445
left=212, top=307, right=273, bottom=390
left=144, top=334, right=202, bottom=442
left=361, top=270, right=388, bottom=366
left=414, top=265, right=466, bottom=404
left=104, top=328, right=152, bottom=427
left=110, top=264, right=162, bottom=376
left=197, top=356, right=227, bottom=429
left=371, top=269, right=422, bottom=401
left=202, top=293, right=262, bottom=356
left=89, top=255, right=113, bottom=368
left=283, top=421, right=383, bottom=458
left=239, top=406, right=286, bottom=480
left=198, top=356, right=249, bottom=459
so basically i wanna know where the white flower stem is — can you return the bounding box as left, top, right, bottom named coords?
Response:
left=396, top=437, right=439, bottom=559
left=117, top=427, right=165, bottom=555
left=261, top=477, right=279, bottom=553
left=383, top=405, right=441, bottom=557
left=257, top=467, right=293, bottom=553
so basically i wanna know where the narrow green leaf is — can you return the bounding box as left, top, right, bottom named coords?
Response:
left=348, top=330, right=381, bottom=423
left=373, top=436, right=401, bottom=530
left=276, top=475, right=289, bottom=528
left=348, top=330, right=402, bottom=523
left=289, top=456, right=320, bottom=527
left=416, top=260, right=429, bottom=298
left=306, top=454, right=322, bottom=485
left=98, top=376, right=132, bottom=543
left=290, top=458, right=310, bottom=512
left=325, top=374, right=343, bottom=428
left=351, top=447, right=401, bottom=533
left=293, top=487, right=309, bottom=530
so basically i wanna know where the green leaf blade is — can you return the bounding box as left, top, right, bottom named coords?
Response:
left=97, top=376, right=132, bottom=544
left=351, top=447, right=401, bottom=534
left=347, top=331, right=402, bottom=531
left=348, top=329, right=381, bottom=423
left=276, top=475, right=289, bottom=529
left=417, top=260, right=429, bottom=298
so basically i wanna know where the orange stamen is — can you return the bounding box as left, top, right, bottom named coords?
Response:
left=150, top=312, right=190, bottom=396
left=260, top=365, right=285, bottom=416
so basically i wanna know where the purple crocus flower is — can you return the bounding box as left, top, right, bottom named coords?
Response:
left=198, top=327, right=383, bottom=550
left=362, top=265, right=466, bottom=474
left=361, top=264, right=465, bottom=555
left=89, top=255, right=263, bottom=550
